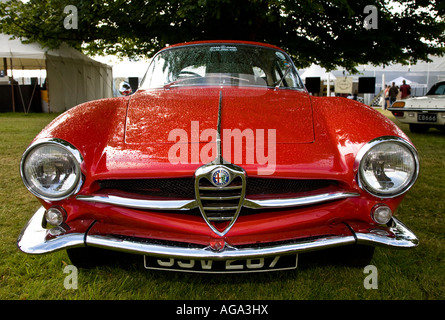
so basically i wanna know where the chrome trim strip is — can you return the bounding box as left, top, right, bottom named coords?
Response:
left=76, top=191, right=359, bottom=211
left=86, top=234, right=356, bottom=260
left=243, top=192, right=360, bottom=209
left=76, top=195, right=198, bottom=210
left=17, top=207, right=419, bottom=257
left=216, top=90, right=223, bottom=157
left=388, top=108, right=445, bottom=112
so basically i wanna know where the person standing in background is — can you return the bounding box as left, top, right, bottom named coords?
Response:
left=384, top=85, right=390, bottom=109
left=389, top=82, right=399, bottom=106
left=400, top=80, right=411, bottom=99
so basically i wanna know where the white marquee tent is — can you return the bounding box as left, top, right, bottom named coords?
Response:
left=300, top=64, right=337, bottom=96
left=388, top=76, right=413, bottom=86
left=0, top=33, right=113, bottom=112
left=300, top=64, right=336, bottom=81
left=335, top=55, right=445, bottom=96
left=356, top=56, right=445, bottom=74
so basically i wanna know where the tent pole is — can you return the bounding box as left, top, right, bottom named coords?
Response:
left=2, top=58, right=6, bottom=75
left=45, top=58, right=51, bottom=113
left=327, top=73, right=330, bottom=97
left=10, top=58, right=15, bottom=113
left=382, top=74, right=385, bottom=110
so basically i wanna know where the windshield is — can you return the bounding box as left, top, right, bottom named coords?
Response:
left=140, top=43, right=304, bottom=89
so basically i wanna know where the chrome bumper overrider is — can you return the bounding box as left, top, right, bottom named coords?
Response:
left=17, top=206, right=419, bottom=259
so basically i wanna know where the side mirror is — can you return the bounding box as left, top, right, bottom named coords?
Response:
left=119, top=81, right=133, bottom=96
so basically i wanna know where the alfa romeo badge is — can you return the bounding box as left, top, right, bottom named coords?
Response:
left=211, top=167, right=231, bottom=187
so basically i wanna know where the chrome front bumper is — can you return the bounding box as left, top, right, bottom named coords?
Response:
left=17, top=206, right=419, bottom=259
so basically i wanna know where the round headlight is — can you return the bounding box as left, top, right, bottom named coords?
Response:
left=356, top=137, right=419, bottom=198
left=21, top=139, right=83, bottom=201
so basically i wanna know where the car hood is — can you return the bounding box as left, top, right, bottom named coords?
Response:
left=34, top=91, right=408, bottom=181
left=124, top=87, right=314, bottom=144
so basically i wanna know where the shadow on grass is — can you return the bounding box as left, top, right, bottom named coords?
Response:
left=67, top=245, right=374, bottom=285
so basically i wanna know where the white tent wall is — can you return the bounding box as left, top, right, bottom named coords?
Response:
left=1, top=34, right=113, bottom=113
left=46, top=55, right=112, bottom=112
left=45, top=48, right=113, bottom=112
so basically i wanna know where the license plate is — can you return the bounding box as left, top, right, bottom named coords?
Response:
left=143, top=255, right=298, bottom=273
left=417, top=113, right=437, bottom=122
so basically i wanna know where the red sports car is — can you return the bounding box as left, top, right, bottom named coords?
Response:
left=18, top=41, right=419, bottom=273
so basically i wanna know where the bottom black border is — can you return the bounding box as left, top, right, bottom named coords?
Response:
left=1, top=300, right=441, bottom=318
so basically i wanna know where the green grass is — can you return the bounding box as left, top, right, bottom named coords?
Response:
left=0, top=111, right=444, bottom=300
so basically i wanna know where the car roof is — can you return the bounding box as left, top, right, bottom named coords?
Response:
left=160, top=40, right=285, bottom=52
left=426, top=81, right=445, bottom=95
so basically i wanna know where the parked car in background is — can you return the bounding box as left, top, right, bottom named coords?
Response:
left=389, top=81, right=445, bottom=133
left=18, top=41, right=419, bottom=273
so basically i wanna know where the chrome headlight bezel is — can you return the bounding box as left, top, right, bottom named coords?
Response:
left=355, top=136, right=419, bottom=198
left=20, top=138, right=84, bottom=201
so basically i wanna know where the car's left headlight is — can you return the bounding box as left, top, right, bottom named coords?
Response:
left=20, top=139, right=83, bottom=201
left=356, top=137, right=419, bottom=198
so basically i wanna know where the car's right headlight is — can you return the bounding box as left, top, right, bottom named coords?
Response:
left=20, top=139, right=83, bottom=201
left=355, top=136, right=419, bottom=198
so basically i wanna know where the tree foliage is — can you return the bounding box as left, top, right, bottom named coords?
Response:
left=1, top=0, right=444, bottom=71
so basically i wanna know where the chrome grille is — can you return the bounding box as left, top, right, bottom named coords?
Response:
left=198, top=176, right=243, bottom=221
left=194, top=163, right=246, bottom=236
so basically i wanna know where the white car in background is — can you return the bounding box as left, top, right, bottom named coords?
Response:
left=389, top=81, right=445, bottom=133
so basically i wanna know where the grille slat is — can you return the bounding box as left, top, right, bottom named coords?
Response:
left=198, top=175, right=244, bottom=222
left=199, top=185, right=242, bottom=191
left=200, top=195, right=241, bottom=200
left=203, top=206, right=239, bottom=211
left=208, top=216, right=235, bottom=221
